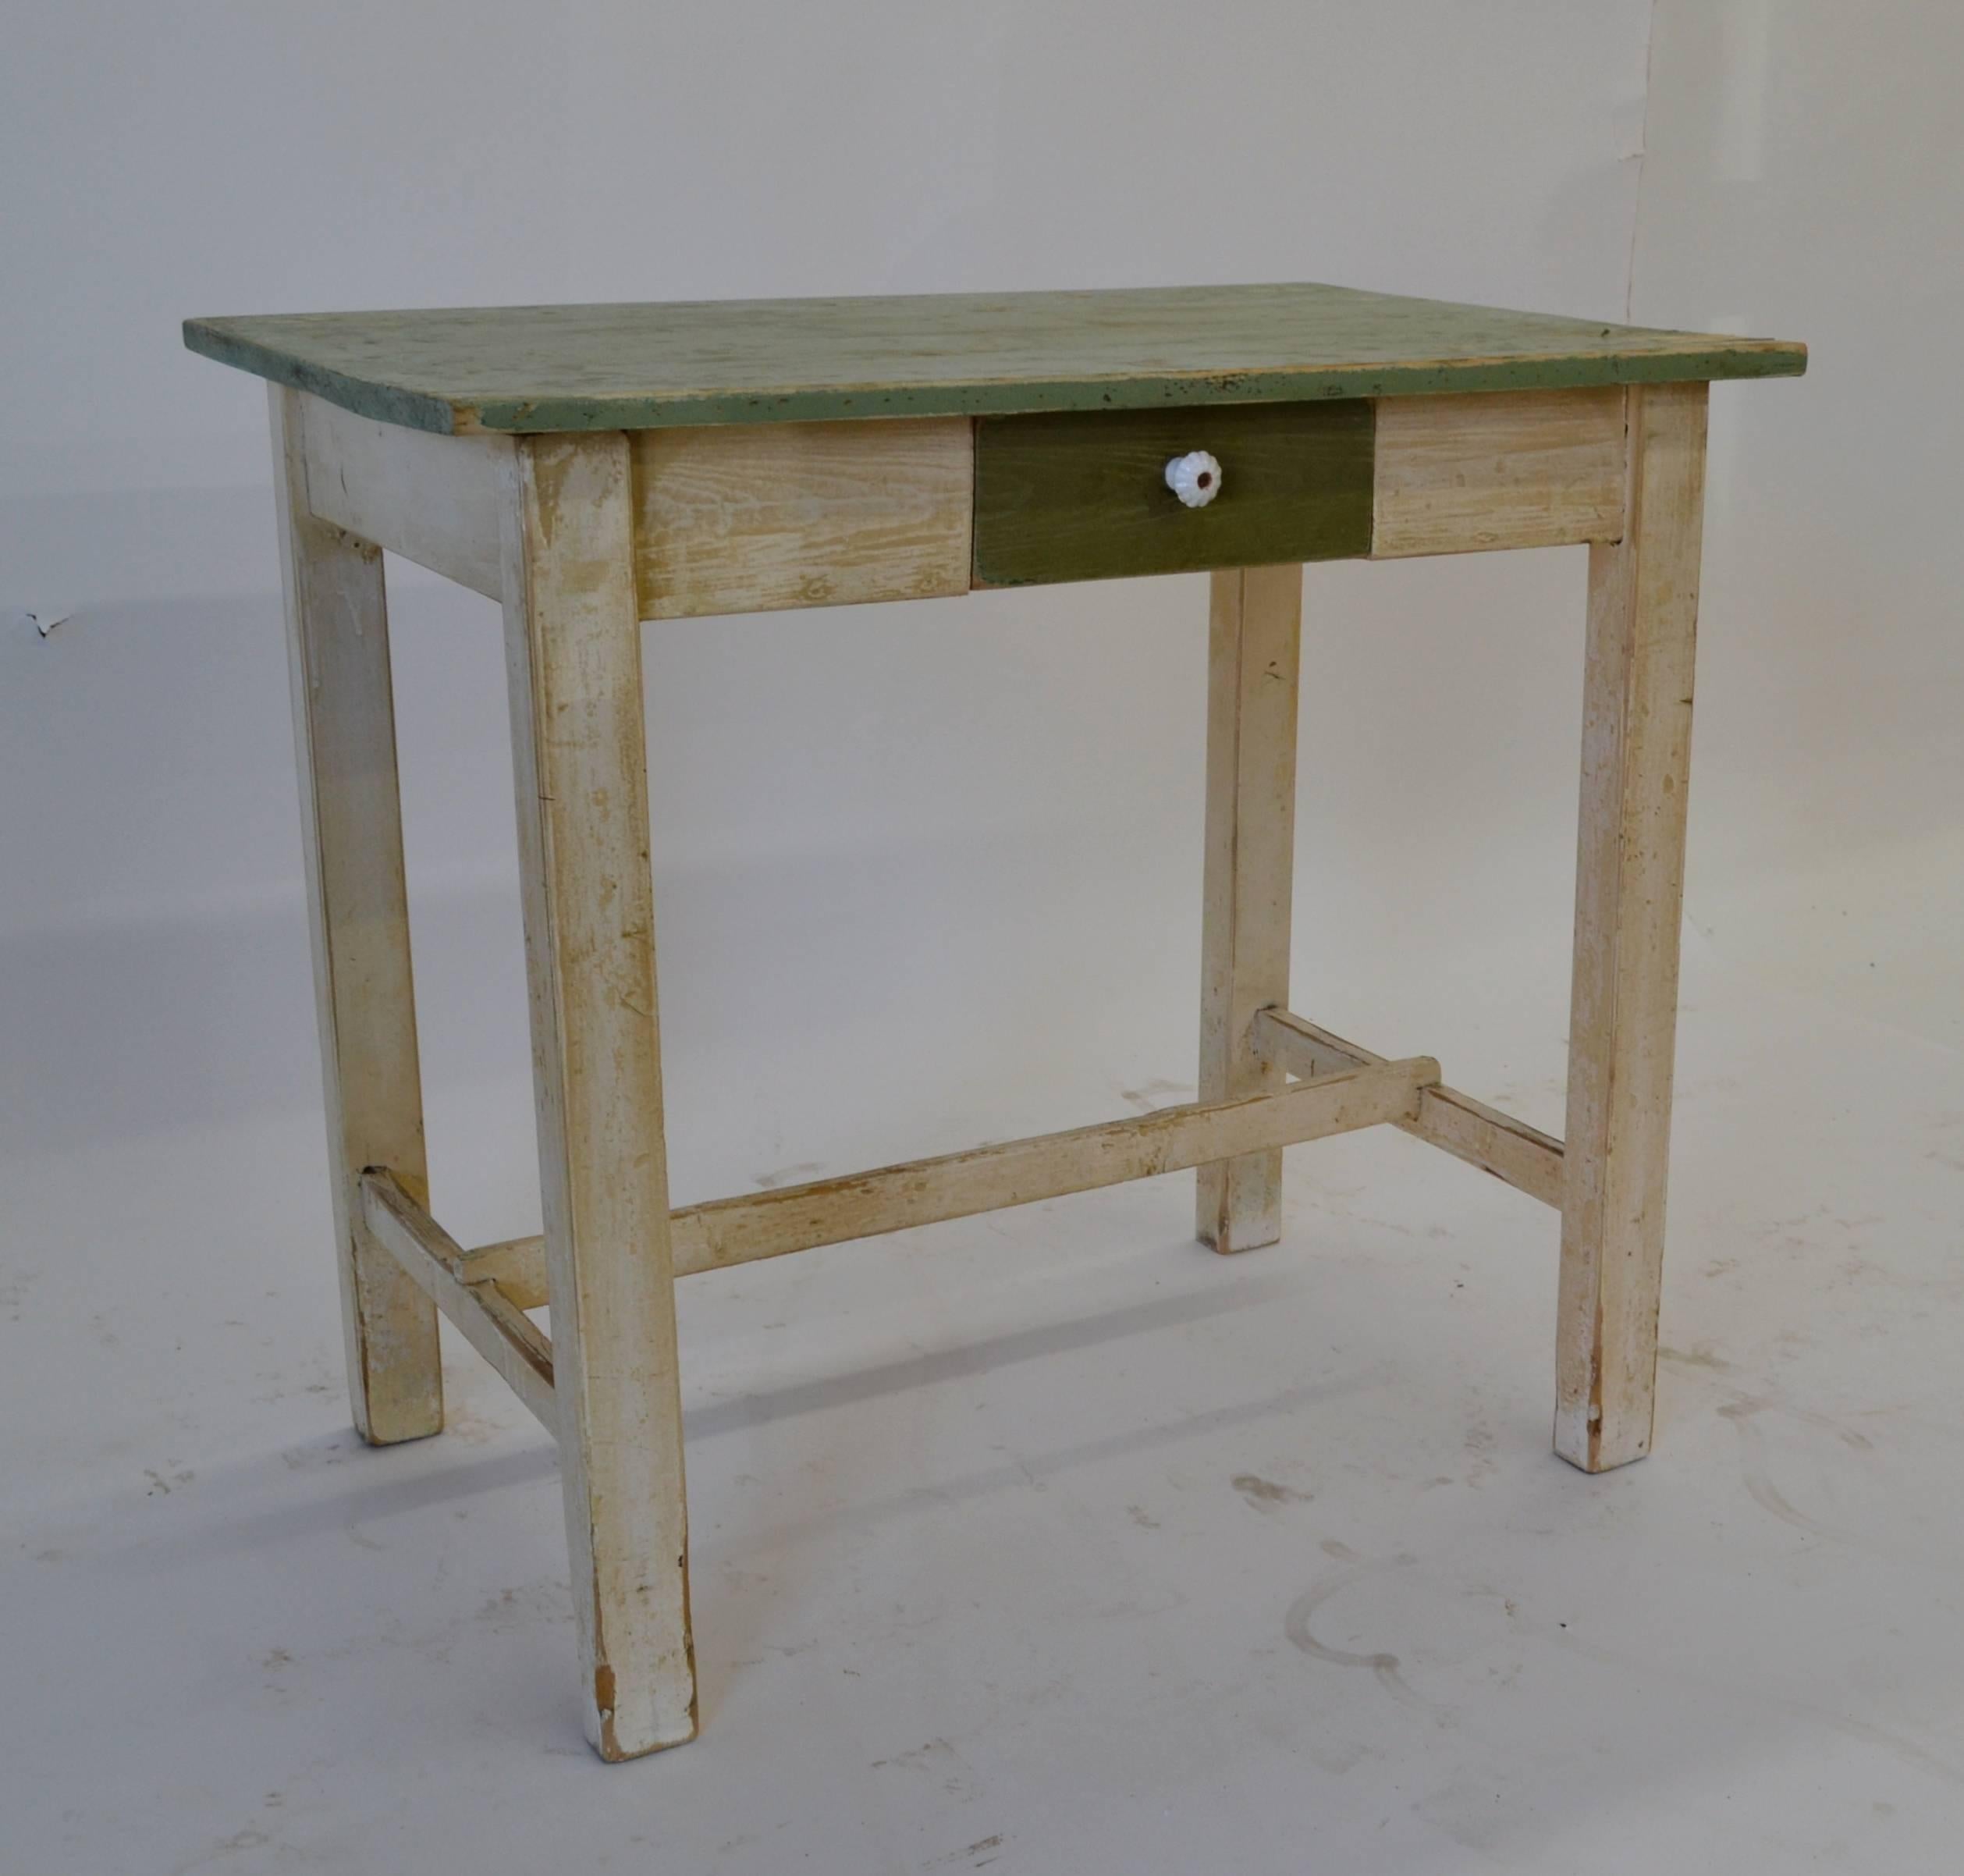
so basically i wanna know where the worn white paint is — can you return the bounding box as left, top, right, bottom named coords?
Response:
left=501, top=431, right=696, bottom=1759
left=1556, top=382, right=1708, bottom=1474
left=1195, top=564, right=1302, bottom=1254
left=1371, top=388, right=1627, bottom=557
left=268, top=387, right=443, bottom=1448
left=1255, top=1008, right=1564, bottom=1209
left=460, top=1056, right=1439, bottom=1309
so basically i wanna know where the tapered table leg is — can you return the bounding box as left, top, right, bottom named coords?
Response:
left=501, top=432, right=696, bottom=1757
left=270, top=387, right=442, bottom=1446
left=1556, top=382, right=1709, bottom=1473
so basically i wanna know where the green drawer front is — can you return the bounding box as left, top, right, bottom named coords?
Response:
left=972, top=400, right=1375, bottom=588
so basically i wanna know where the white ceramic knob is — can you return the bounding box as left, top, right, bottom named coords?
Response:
left=1164, top=450, right=1223, bottom=509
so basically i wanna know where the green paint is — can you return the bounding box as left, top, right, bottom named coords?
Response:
left=183, top=283, right=1806, bottom=435
left=972, top=401, right=1374, bottom=587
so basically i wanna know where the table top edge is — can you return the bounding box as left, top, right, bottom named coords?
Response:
left=183, top=290, right=1807, bottom=436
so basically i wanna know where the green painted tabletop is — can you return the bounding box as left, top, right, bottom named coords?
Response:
left=184, top=282, right=1805, bottom=435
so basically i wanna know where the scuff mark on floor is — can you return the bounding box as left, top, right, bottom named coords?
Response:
left=1233, top=1473, right=1311, bottom=1509
left=1284, top=1559, right=1428, bottom=1707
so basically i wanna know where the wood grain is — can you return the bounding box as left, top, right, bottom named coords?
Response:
left=1372, top=387, right=1626, bottom=556
left=462, top=1057, right=1439, bottom=1308
left=633, top=418, right=971, bottom=616
left=973, top=405, right=1371, bottom=587
left=501, top=430, right=695, bottom=1759
left=186, top=283, right=1805, bottom=434
left=1195, top=565, right=1304, bottom=1253
left=1557, top=382, right=1709, bottom=1474
left=269, top=387, right=442, bottom=1446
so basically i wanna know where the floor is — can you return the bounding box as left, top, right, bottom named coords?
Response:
left=7, top=936, right=1964, bottom=1876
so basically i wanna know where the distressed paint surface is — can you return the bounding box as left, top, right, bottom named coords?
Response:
left=1557, top=382, right=1709, bottom=1474
left=973, top=403, right=1371, bottom=586
left=1371, top=386, right=1628, bottom=556
left=1195, top=563, right=1305, bottom=1253
left=500, top=432, right=697, bottom=1757
left=269, top=388, right=443, bottom=1445
left=632, top=417, right=972, bottom=616
left=186, top=282, right=1806, bottom=435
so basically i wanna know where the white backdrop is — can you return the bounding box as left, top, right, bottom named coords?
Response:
left=10, top=9, right=1964, bottom=1867
left=1, top=1, right=1657, bottom=1246
left=1633, top=0, right=1964, bottom=1051
left=2, top=0, right=1948, bottom=1236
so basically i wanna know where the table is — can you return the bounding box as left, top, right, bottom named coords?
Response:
left=185, top=282, right=1806, bottom=1760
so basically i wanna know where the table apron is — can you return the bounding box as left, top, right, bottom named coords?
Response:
left=292, top=385, right=1632, bottom=616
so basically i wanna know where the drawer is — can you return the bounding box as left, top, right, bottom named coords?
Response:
left=971, top=400, right=1374, bottom=588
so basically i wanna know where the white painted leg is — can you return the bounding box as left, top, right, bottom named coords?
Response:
left=500, top=431, right=696, bottom=1758
left=269, top=387, right=442, bottom=1446
left=1556, top=382, right=1709, bottom=1473
left=1196, top=563, right=1303, bottom=1253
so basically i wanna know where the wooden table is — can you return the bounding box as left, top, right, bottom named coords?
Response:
left=186, top=282, right=1805, bottom=1761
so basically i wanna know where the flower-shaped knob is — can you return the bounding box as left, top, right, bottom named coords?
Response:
left=1164, top=450, right=1223, bottom=509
